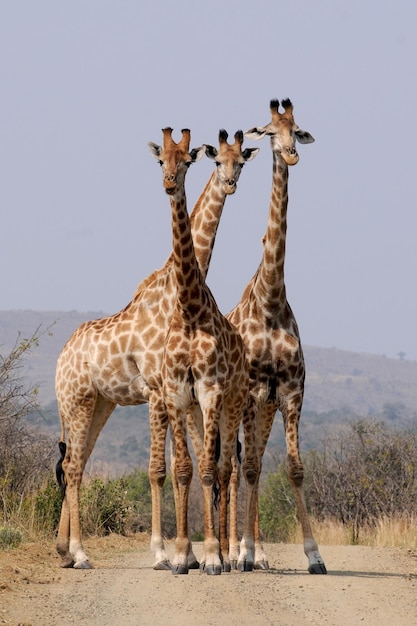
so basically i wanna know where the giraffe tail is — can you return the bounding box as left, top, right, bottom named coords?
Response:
left=55, top=440, right=67, bottom=498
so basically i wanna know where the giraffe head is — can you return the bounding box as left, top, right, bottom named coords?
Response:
left=148, top=128, right=205, bottom=195
left=204, top=129, right=259, bottom=195
left=245, top=99, right=314, bottom=166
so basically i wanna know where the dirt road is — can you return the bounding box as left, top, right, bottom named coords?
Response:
left=1, top=534, right=417, bottom=625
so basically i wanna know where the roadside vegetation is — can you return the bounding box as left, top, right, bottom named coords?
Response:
left=1, top=328, right=417, bottom=552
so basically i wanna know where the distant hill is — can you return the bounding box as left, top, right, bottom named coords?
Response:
left=1, top=309, right=416, bottom=475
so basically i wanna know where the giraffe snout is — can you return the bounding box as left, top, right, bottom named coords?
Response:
left=223, top=179, right=237, bottom=195
left=283, top=147, right=299, bottom=166
left=164, top=175, right=177, bottom=194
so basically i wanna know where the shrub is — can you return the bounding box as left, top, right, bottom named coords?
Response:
left=305, top=420, right=417, bottom=542
left=75, top=470, right=176, bottom=538
left=259, top=463, right=298, bottom=542
left=0, top=525, right=23, bottom=549
left=34, top=475, right=63, bottom=533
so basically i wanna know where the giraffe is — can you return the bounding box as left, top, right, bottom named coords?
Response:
left=226, top=98, right=327, bottom=574
left=54, top=128, right=258, bottom=570
left=151, top=127, right=250, bottom=575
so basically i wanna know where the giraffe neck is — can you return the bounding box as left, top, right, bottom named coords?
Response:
left=188, top=170, right=226, bottom=279
left=170, top=187, right=204, bottom=317
left=254, top=150, right=289, bottom=309
left=131, top=170, right=226, bottom=306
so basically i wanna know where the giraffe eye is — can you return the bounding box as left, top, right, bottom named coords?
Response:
left=215, top=161, right=220, bottom=167
left=158, top=160, right=163, bottom=166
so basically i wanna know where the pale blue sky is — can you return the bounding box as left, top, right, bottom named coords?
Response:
left=1, top=1, right=416, bottom=361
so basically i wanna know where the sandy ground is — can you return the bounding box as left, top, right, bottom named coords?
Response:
left=1, top=534, right=417, bottom=626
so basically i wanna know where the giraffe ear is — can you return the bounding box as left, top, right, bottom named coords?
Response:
left=204, top=144, right=219, bottom=160
left=242, top=147, right=260, bottom=161
left=244, top=127, right=267, bottom=141
left=189, top=146, right=206, bottom=163
left=295, top=129, right=315, bottom=144
left=148, top=142, right=162, bottom=159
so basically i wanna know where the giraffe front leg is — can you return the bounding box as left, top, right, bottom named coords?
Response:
left=238, top=482, right=258, bottom=572
left=169, top=436, right=199, bottom=570
left=171, top=453, right=193, bottom=575
left=228, top=453, right=240, bottom=570
left=253, top=493, right=269, bottom=570
left=168, top=410, right=193, bottom=575
left=184, top=409, right=204, bottom=569
left=56, top=496, right=74, bottom=568
left=238, top=405, right=260, bottom=571
left=285, top=397, right=327, bottom=575
left=66, top=481, right=92, bottom=569
left=149, top=465, right=171, bottom=570
left=217, top=472, right=231, bottom=573
left=199, top=453, right=222, bottom=576
left=149, top=398, right=171, bottom=570
left=288, top=453, right=327, bottom=574
left=216, top=432, right=241, bottom=572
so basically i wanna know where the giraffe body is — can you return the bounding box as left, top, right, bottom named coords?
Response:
left=152, top=127, right=250, bottom=575
left=227, top=99, right=327, bottom=574
left=55, top=128, right=258, bottom=569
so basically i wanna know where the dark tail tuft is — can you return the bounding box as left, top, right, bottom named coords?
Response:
left=213, top=483, right=220, bottom=510
left=236, top=436, right=242, bottom=464
left=56, top=441, right=67, bottom=498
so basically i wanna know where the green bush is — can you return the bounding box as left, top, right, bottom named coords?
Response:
left=259, top=464, right=298, bottom=542
left=79, top=476, right=132, bottom=536
left=34, top=475, right=63, bottom=533
left=76, top=470, right=176, bottom=538
left=0, top=525, right=23, bottom=549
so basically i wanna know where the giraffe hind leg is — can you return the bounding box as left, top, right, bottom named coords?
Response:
left=55, top=441, right=75, bottom=567
left=286, top=431, right=327, bottom=574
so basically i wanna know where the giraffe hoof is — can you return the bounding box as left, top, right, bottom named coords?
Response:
left=222, top=562, right=231, bottom=573
left=59, top=558, right=75, bottom=569
left=172, top=564, right=189, bottom=575
left=254, top=559, right=269, bottom=570
left=238, top=560, right=254, bottom=572
left=74, top=560, right=93, bottom=570
left=309, top=562, right=327, bottom=574
left=205, top=564, right=222, bottom=576
left=230, top=559, right=238, bottom=570
left=153, top=560, right=172, bottom=571
left=307, top=550, right=327, bottom=574
left=188, top=559, right=200, bottom=570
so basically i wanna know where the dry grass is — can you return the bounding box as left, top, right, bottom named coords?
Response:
left=290, top=515, right=417, bottom=548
